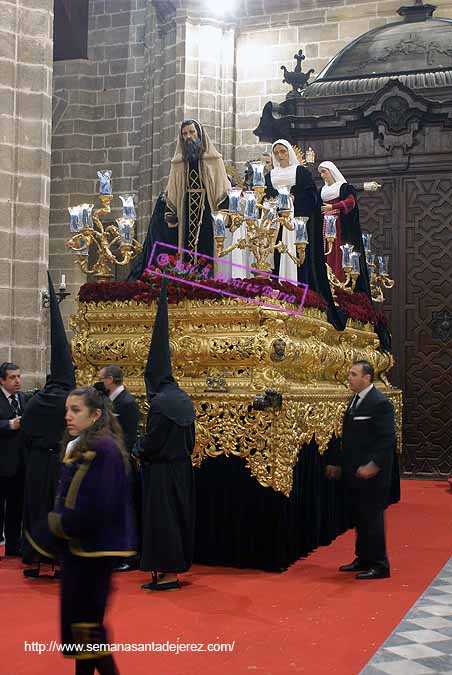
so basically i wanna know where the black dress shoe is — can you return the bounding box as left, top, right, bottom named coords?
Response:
left=339, top=559, right=369, bottom=572
left=113, top=561, right=137, bottom=572
left=356, top=567, right=390, bottom=580
left=141, top=579, right=180, bottom=591
left=23, top=567, right=40, bottom=579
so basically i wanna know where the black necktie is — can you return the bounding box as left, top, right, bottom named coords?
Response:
left=9, top=395, right=20, bottom=415
left=348, top=394, right=359, bottom=416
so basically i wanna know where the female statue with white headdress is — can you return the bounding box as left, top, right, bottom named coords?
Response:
left=264, top=140, right=346, bottom=329
left=318, top=161, right=371, bottom=298
left=264, top=139, right=317, bottom=283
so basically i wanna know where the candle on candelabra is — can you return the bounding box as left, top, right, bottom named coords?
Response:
left=97, top=170, right=112, bottom=195
left=277, top=186, right=291, bottom=211
left=362, top=231, right=372, bottom=252
left=80, top=204, right=94, bottom=228
left=350, top=252, right=360, bottom=273
left=68, top=206, right=82, bottom=232
left=243, top=191, right=257, bottom=219
left=250, top=161, right=265, bottom=187
left=294, top=217, right=309, bottom=243
left=119, top=195, right=136, bottom=220
left=340, top=243, right=354, bottom=268
left=324, top=214, right=337, bottom=238
left=213, top=212, right=226, bottom=237
left=228, top=188, right=242, bottom=214
left=60, top=274, right=66, bottom=290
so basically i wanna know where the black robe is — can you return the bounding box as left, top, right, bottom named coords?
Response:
left=20, top=385, right=68, bottom=564
left=128, top=194, right=178, bottom=281
left=139, top=394, right=195, bottom=573
left=265, top=166, right=346, bottom=331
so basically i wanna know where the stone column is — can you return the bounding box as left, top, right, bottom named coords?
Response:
left=138, top=0, right=237, bottom=224
left=0, top=0, right=53, bottom=387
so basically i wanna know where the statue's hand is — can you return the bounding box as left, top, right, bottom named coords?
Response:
left=165, top=213, right=178, bottom=228
left=363, top=181, right=382, bottom=192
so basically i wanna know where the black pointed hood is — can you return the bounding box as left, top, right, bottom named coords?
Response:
left=144, top=279, right=175, bottom=398
left=47, top=272, right=76, bottom=390
left=144, top=280, right=195, bottom=426
left=20, top=273, right=76, bottom=444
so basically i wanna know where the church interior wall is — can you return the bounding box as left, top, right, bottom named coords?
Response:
left=3, top=0, right=449, bottom=383
left=0, top=0, right=53, bottom=387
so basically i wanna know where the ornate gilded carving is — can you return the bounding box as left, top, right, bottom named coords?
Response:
left=71, top=297, right=402, bottom=495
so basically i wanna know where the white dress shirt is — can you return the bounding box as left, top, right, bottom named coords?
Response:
left=109, top=385, right=125, bottom=403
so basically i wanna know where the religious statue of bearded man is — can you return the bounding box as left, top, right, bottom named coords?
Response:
left=165, top=120, right=231, bottom=261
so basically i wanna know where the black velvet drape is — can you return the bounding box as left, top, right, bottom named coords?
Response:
left=194, top=439, right=400, bottom=572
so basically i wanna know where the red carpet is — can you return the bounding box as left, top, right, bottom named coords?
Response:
left=1, top=480, right=451, bottom=675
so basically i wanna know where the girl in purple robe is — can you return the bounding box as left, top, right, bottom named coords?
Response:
left=27, top=387, right=137, bottom=675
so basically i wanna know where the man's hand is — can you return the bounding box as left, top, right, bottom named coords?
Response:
left=325, top=464, right=342, bottom=480
left=9, top=416, right=21, bottom=430
left=356, top=461, right=380, bottom=479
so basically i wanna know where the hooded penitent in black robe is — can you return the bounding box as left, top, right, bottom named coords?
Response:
left=138, top=281, right=196, bottom=574
left=20, top=273, right=76, bottom=565
left=265, top=166, right=346, bottom=331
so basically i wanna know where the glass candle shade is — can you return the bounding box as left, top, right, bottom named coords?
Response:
left=277, top=186, right=291, bottom=211
left=213, top=212, right=226, bottom=237
left=350, top=251, right=361, bottom=273
left=76, top=236, right=89, bottom=256
left=294, top=217, right=309, bottom=244
left=228, top=188, right=242, bottom=214
left=68, top=206, right=82, bottom=232
left=243, top=191, right=257, bottom=219
left=97, top=170, right=112, bottom=195
left=340, top=243, right=354, bottom=268
left=250, top=161, right=265, bottom=187
left=377, top=255, right=389, bottom=275
left=80, top=204, right=94, bottom=228
left=119, top=194, right=136, bottom=220
left=116, top=218, right=134, bottom=244
left=324, top=214, right=337, bottom=238
left=362, top=231, right=372, bottom=253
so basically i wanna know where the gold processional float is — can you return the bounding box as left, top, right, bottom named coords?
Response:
left=67, top=165, right=401, bottom=497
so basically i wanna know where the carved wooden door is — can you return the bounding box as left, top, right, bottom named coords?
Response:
left=360, top=174, right=452, bottom=476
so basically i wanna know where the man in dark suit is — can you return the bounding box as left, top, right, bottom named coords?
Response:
left=0, top=362, right=27, bottom=556
left=97, top=365, right=140, bottom=452
left=97, top=365, right=141, bottom=573
left=326, top=360, right=396, bottom=580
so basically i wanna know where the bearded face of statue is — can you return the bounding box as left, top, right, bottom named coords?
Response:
left=181, top=122, right=202, bottom=164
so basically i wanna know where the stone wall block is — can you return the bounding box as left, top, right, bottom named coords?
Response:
left=0, top=2, right=17, bottom=32
left=0, top=30, right=16, bottom=61
left=19, top=6, right=50, bottom=37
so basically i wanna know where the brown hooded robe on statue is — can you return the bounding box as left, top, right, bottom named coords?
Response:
left=165, top=120, right=230, bottom=259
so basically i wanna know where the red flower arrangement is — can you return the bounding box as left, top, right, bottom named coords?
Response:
left=78, top=262, right=387, bottom=330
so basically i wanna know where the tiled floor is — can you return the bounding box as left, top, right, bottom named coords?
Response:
left=361, top=557, right=452, bottom=674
